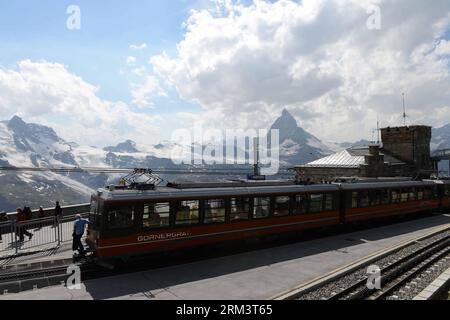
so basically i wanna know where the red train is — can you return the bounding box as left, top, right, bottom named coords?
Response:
left=85, top=179, right=450, bottom=264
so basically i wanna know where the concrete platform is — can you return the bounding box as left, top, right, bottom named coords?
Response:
left=1, top=214, right=450, bottom=300
left=414, top=266, right=450, bottom=300
left=0, top=244, right=74, bottom=269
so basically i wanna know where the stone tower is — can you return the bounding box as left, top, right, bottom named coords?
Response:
left=380, top=125, right=432, bottom=172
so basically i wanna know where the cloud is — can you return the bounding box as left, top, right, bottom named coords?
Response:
left=151, top=0, right=450, bottom=142
left=130, top=43, right=148, bottom=50
left=436, top=39, right=450, bottom=55
left=126, top=56, right=137, bottom=66
left=0, top=60, right=162, bottom=146
left=131, top=75, right=167, bottom=108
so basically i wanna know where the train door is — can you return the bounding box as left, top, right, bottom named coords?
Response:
left=103, top=203, right=141, bottom=239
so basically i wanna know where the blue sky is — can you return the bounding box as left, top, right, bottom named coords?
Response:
left=0, top=0, right=200, bottom=114
left=1, top=0, right=450, bottom=147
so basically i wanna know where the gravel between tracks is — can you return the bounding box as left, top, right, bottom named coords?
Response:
left=297, top=230, right=450, bottom=300
left=385, top=253, right=450, bottom=300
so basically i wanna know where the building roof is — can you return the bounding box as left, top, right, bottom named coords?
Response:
left=297, top=146, right=406, bottom=169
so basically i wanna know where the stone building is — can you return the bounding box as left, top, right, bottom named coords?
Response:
left=295, top=125, right=433, bottom=183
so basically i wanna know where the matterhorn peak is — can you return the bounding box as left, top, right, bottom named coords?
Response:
left=8, top=115, right=27, bottom=129
left=271, top=108, right=299, bottom=133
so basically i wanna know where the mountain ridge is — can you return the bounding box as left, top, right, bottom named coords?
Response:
left=1, top=113, right=449, bottom=211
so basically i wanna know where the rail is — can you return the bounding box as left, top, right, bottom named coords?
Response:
left=0, top=213, right=89, bottom=257
left=274, top=227, right=450, bottom=300
left=327, top=234, right=450, bottom=300
left=4, top=203, right=90, bottom=221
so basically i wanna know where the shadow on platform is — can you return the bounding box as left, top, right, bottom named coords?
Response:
left=82, top=214, right=450, bottom=300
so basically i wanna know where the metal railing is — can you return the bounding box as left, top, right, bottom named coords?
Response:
left=5, top=203, right=90, bottom=221
left=432, top=149, right=450, bottom=160
left=0, top=213, right=89, bottom=256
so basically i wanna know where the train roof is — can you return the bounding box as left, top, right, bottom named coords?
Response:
left=93, top=179, right=444, bottom=202
left=339, top=180, right=437, bottom=191
left=426, top=179, right=450, bottom=185
left=94, top=184, right=340, bottom=202
left=166, top=180, right=296, bottom=189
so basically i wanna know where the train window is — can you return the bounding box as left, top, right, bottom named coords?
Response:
left=175, top=200, right=200, bottom=225
left=324, top=194, right=334, bottom=211
left=310, top=194, right=324, bottom=213
left=253, top=197, right=270, bottom=219
left=231, top=198, right=250, bottom=221
left=107, top=206, right=135, bottom=229
left=351, top=192, right=358, bottom=208
left=409, top=188, right=416, bottom=201
left=400, top=189, right=409, bottom=203
left=143, top=203, right=170, bottom=228
left=90, top=199, right=98, bottom=215
left=381, top=189, right=390, bottom=204
left=417, top=188, right=424, bottom=200
left=294, top=195, right=308, bottom=215
left=359, top=191, right=370, bottom=208
left=204, top=199, right=226, bottom=224
left=274, top=196, right=290, bottom=217
left=423, top=188, right=432, bottom=200
left=89, top=199, right=101, bottom=227
left=391, top=190, right=400, bottom=203
left=433, top=187, right=438, bottom=199
left=370, top=190, right=381, bottom=206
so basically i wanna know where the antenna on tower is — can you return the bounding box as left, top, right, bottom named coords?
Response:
left=377, top=116, right=381, bottom=145
left=248, top=136, right=265, bottom=181
left=253, top=137, right=260, bottom=177
left=402, top=93, right=407, bottom=126
left=371, top=117, right=381, bottom=145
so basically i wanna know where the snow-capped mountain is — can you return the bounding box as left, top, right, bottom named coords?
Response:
left=5, top=111, right=448, bottom=212
left=324, top=139, right=373, bottom=153
left=0, top=117, right=97, bottom=211
left=103, top=140, right=139, bottom=153
left=432, top=124, right=450, bottom=151
left=271, top=109, right=332, bottom=165
left=0, top=112, right=334, bottom=211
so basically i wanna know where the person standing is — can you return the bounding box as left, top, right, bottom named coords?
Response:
left=37, top=206, right=45, bottom=229
left=24, top=207, right=32, bottom=220
left=72, top=214, right=89, bottom=256
left=38, top=206, right=45, bottom=219
left=53, top=201, right=62, bottom=227
left=0, top=211, right=8, bottom=243
left=16, top=208, right=33, bottom=242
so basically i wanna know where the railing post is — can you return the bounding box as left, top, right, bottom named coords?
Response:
left=57, top=217, right=61, bottom=247
left=13, top=221, right=18, bottom=255
left=54, top=217, right=58, bottom=246
left=9, top=222, right=14, bottom=251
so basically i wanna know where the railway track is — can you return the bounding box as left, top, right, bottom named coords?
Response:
left=277, top=227, right=450, bottom=300
left=0, top=258, right=99, bottom=295
left=1, top=223, right=449, bottom=297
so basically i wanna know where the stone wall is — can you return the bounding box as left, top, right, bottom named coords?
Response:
left=295, top=167, right=361, bottom=183
left=381, top=125, right=432, bottom=171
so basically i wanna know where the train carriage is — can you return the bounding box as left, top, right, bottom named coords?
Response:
left=86, top=179, right=447, bottom=264
left=87, top=182, right=341, bottom=259
left=341, top=181, right=440, bottom=223
left=435, top=179, right=450, bottom=210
